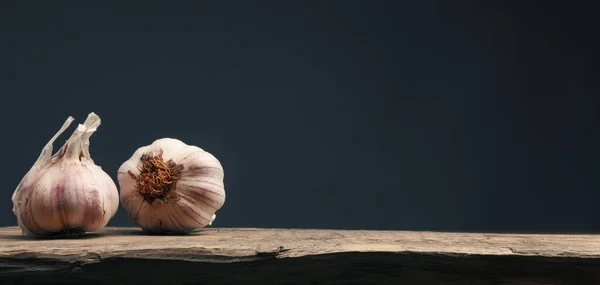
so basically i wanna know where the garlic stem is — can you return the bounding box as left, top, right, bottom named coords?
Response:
left=80, top=112, right=101, bottom=160
left=34, top=116, right=74, bottom=165
left=58, top=113, right=102, bottom=162
left=63, top=124, right=89, bottom=161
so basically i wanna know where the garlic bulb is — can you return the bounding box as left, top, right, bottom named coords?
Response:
left=11, top=113, right=119, bottom=238
left=118, top=138, right=226, bottom=234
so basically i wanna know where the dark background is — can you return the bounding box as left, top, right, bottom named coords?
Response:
left=0, top=1, right=598, bottom=233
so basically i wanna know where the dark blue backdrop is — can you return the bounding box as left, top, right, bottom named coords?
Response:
left=1, top=1, right=598, bottom=232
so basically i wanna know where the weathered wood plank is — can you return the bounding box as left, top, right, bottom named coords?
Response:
left=1, top=226, right=600, bottom=285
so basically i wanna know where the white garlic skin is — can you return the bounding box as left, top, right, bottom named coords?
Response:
left=118, top=138, right=226, bottom=234
left=12, top=113, right=119, bottom=238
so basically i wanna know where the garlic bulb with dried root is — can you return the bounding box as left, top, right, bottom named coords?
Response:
left=11, top=113, right=119, bottom=238
left=117, top=138, right=226, bottom=234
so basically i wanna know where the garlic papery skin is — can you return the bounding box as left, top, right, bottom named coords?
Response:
left=117, top=138, right=226, bottom=234
left=11, top=113, right=119, bottom=238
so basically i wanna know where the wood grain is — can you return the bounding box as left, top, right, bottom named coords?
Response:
left=1, top=226, right=600, bottom=285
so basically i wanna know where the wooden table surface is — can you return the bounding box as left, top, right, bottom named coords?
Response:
left=2, top=226, right=600, bottom=285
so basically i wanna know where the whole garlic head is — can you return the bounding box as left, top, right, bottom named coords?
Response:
left=118, top=138, right=226, bottom=234
left=11, top=113, right=119, bottom=238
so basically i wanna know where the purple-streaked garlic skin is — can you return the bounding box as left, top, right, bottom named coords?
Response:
left=11, top=113, right=119, bottom=238
left=117, top=138, right=226, bottom=234
left=14, top=163, right=118, bottom=236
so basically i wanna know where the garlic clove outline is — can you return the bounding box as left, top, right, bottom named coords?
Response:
left=117, top=138, right=226, bottom=234
left=11, top=112, right=119, bottom=238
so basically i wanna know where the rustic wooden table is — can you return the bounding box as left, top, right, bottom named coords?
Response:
left=1, top=226, right=600, bottom=285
